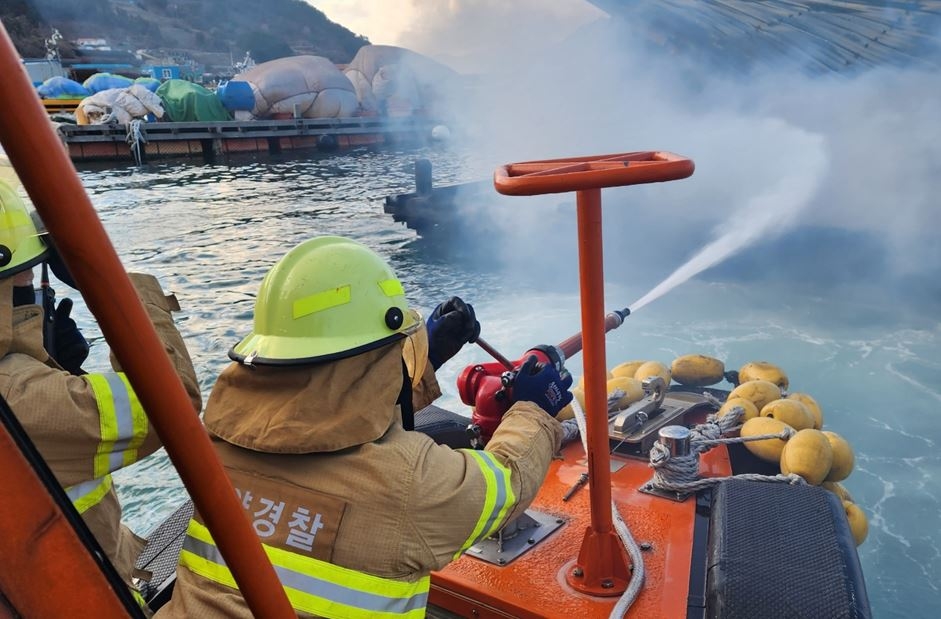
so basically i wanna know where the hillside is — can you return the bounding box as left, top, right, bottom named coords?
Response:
left=4, top=0, right=369, bottom=65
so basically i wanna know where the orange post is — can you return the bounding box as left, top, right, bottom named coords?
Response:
left=0, top=24, right=295, bottom=618
left=567, top=188, right=630, bottom=595
left=494, top=150, right=694, bottom=597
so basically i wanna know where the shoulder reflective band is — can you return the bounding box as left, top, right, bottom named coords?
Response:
left=456, top=449, right=516, bottom=556
left=181, top=520, right=429, bottom=619
left=84, top=372, right=149, bottom=478
left=65, top=474, right=113, bottom=514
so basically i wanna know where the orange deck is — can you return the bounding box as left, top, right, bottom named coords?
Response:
left=431, top=441, right=731, bottom=619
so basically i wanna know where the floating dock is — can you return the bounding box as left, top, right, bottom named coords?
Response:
left=383, top=159, right=490, bottom=237
left=58, top=116, right=439, bottom=164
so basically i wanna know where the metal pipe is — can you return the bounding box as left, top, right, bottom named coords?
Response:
left=557, top=307, right=629, bottom=360
left=0, top=24, right=295, bottom=618
left=475, top=336, right=515, bottom=370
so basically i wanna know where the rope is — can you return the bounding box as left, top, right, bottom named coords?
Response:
left=569, top=397, right=645, bottom=618
left=561, top=388, right=629, bottom=446
left=645, top=405, right=805, bottom=493
left=126, top=119, right=146, bottom=166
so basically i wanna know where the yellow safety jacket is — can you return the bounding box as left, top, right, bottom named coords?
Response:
left=0, top=274, right=201, bottom=583
left=157, top=338, right=562, bottom=618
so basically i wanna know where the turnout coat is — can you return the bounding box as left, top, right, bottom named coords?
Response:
left=0, top=273, right=201, bottom=584
left=158, top=337, right=562, bottom=618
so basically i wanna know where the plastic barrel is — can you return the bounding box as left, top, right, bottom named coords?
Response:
left=216, top=80, right=255, bottom=111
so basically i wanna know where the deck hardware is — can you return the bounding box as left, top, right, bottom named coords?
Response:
left=562, top=472, right=589, bottom=501
left=608, top=390, right=714, bottom=459
left=658, top=425, right=691, bottom=457
left=465, top=510, right=565, bottom=566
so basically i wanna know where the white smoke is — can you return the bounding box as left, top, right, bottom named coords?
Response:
left=311, top=1, right=941, bottom=306
left=411, top=5, right=938, bottom=296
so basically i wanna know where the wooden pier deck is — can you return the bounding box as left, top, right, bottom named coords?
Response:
left=59, top=116, right=439, bottom=163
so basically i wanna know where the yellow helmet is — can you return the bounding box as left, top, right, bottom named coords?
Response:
left=230, top=236, right=420, bottom=365
left=0, top=178, right=48, bottom=279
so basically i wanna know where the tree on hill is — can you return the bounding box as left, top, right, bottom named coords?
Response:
left=3, top=0, right=369, bottom=63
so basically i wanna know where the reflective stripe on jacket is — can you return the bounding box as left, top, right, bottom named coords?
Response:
left=456, top=449, right=516, bottom=556
left=65, top=372, right=148, bottom=513
left=180, top=520, right=429, bottom=619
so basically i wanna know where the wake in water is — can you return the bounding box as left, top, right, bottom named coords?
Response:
left=629, top=132, right=830, bottom=313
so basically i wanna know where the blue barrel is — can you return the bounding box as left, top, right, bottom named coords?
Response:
left=216, top=80, right=255, bottom=111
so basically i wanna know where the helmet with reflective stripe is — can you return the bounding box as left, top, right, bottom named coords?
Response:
left=0, top=178, right=48, bottom=279
left=230, top=236, right=420, bottom=365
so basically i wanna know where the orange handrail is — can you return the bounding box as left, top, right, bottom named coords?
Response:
left=494, top=151, right=694, bottom=596
left=0, top=419, right=132, bottom=618
left=0, top=24, right=294, bottom=618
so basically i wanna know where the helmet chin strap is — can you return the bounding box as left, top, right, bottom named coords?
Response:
left=397, top=358, right=414, bottom=431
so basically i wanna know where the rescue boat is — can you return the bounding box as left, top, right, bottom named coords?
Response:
left=0, top=21, right=871, bottom=619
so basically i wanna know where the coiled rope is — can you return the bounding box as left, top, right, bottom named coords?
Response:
left=126, top=119, right=146, bottom=166
left=644, top=405, right=805, bottom=494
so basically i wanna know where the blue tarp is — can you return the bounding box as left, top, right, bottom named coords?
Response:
left=36, top=76, right=90, bottom=99
left=83, top=72, right=135, bottom=94
left=134, top=77, right=162, bottom=92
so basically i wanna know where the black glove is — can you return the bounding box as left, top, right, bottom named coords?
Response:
left=426, top=296, right=481, bottom=370
left=511, top=355, right=574, bottom=417
left=46, top=245, right=78, bottom=289
left=52, top=297, right=90, bottom=375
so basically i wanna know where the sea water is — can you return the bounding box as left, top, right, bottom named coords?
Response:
left=67, top=147, right=939, bottom=618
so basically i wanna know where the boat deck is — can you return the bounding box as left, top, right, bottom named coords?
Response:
left=429, top=433, right=732, bottom=618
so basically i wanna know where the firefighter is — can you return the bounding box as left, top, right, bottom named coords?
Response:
left=157, top=236, right=570, bottom=618
left=0, top=178, right=202, bottom=589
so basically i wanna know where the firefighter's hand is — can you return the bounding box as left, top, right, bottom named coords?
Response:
left=53, top=297, right=90, bottom=375
left=511, top=355, right=573, bottom=417
left=46, top=244, right=78, bottom=289
left=426, top=296, right=481, bottom=370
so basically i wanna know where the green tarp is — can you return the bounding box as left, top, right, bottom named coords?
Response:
left=155, top=79, right=231, bottom=122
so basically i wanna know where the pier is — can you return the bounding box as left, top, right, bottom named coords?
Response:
left=59, top=116, right=439, bottom=164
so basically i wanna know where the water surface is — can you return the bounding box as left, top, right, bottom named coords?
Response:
left=66, top=147, right=940, bottom=618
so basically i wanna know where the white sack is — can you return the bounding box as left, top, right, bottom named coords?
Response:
left=235, top=55, right=357, bottom=119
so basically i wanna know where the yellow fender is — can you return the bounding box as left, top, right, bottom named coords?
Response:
left=739, top=361, right=789, bottom=390
left=780, top=428, right=833, bottom=485
left=760, top=398, right=815, bottom=431
left=717, top=397, right=759, bottom=423
left=634, top=360, right=671, bottom=389
left=610, top=360, right=647, bottom=379
left=823, top=431, right=855, bottom=482
left=606, top=376, right=644, bottom=410
left=671, top=354, right=725, bottom=387
left=741, top=416, right=792, bottom=464
left=843, top=501, right=869, bottom=546
left=822, top=481, right=853, bottom=502
left=729, top=379, right=781, bottom=411
left=787, top=392, right=823, bottom=429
